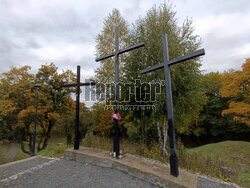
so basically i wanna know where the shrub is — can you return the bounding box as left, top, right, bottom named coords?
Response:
left=53, top=145, right=67, bottom=154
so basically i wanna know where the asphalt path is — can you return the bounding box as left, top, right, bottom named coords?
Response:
left=5, top=143, right=17, bottom=163
left=0, top=156, right=157, bottom=188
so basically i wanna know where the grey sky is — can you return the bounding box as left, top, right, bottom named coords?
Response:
left=0, top=0, right=249, bottom=106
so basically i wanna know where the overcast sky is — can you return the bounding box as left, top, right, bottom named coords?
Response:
left=0, top=0, right=249, bottom=105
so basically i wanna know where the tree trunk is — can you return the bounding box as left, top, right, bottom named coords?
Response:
left=38, top=120, right=53, bottom=152
left=28, top=133, right=32, bottom=153
left=141, top=111, right=145, bottom=145
left=37, top=134, right=44, bottom=152
left=163, top=115, right=168, bottom=156
left=20, top=140, right=30, bottom=155
left=157, top=119, right=168, bottom=157
left=25, top=123, right=32, bottom=154
left=157, top=121, right=163, bottom=149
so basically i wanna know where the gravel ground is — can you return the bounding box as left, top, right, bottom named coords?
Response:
left=0, top=157, right=158, bottom=188
left=0, top=157, right=52, bottom=180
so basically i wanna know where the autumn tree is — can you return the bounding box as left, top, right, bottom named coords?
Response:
left=0, top=97, right=15, bottom=140
left=34, top=63, right=76, bottom=152
left=95, top=8, right=129, bottom=84
left=220, top=59, right=250, bottom=127
left=0, top=87, right=17, bottom=140
left=195, top=72, right=249, bottom=143
left=92, top=103, right=113, bottom=136
left=0, top=63, right=76, bottom=154
left=0, top=66, right=34, bottom=144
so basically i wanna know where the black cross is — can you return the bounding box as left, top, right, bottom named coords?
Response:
left=61, top=65, right=95, bottom=150
left=95, top=27, right=145, bottom=158
left=141, top=34, right=205, bottom=177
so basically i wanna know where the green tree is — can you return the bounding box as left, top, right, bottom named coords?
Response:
left=94, top=4, right=207, bottom=145
left=198, top=73, right=232, bottom=138
left=124, top=4, right=206, bottom=139
left=95, top=8, right=129, bottom=84
left=56, top=101, right=92, bottom=145
left=198, top=72, right=249, bottom=142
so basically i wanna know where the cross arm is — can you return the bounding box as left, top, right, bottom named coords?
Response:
left=95, top=52, right=115, bottom=62
left=79, top=82, right=96, bottom=86
left=168, top=49, right=205, bottom=66
left=61, top=82, right=96, bottom=88
left=95, top=43, right=145, bottom=62
left=119, top=42, right=145, bottom=55
left=61, top=83, right=77, bottom=88
left=140, top=63, right=163, bottom=74
left=141, top=49, right=205, bottom=74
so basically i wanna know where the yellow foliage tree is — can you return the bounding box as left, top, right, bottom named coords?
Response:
left=220, top=59, right=250, bottom=126
left=0, top=64, right=76, bottom=154
left=92, top=103, right=113, bottom=136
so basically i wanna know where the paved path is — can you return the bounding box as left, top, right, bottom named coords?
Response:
left=5, top=143, right=17, bottom=163
left=0, top=156, right=157, bottom=188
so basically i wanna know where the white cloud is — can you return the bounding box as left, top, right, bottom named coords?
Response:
left=0, top=0, right=249, bottom=108
left=191, top=8, right=250, bottom=72
left=0, top=0, right=249, bottom=78
left=194, top=12, right=250, bottom=38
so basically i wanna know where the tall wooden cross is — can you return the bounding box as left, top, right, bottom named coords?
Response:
left=95, top=27, right=145, bottom=158
left=61, top=65, right=95, bottom=150
left=141, top=34, right=205, bottom=177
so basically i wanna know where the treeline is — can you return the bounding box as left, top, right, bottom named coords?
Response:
left=93, top=4, right=250, bottom=146
left=1, top=60, right=248, bottom=153
left=92, top=62, right=250, bottom=146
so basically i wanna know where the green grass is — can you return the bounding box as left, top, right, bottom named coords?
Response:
left=0, top=136, right=71, bottom=165
left=14, top=144, right=30, bottom=161
left=187, top=141, right=250, bottom=187
left=187, top=141, right=250, bottom=168
left=0, top=141, right=9, bottom=164
left=37, top=136, right=71, bottom=158
left=0, top=142, right=30, bottom=164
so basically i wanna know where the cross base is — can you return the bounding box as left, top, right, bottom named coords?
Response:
left=74, top=140, right=79, bottom=150
left=109, top=150, right=125, bottom=159
left=170, top=154, right=179, bottom=177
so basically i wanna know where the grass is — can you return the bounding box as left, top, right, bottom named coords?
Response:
left=82, top=136, right=250, bottom=187
left=186, top=141, right=250, bottom=169
left=14, top=144, right=30, bottom=161
left=0, top=141, right=9, bottom=164
left=0, top=141, right=30, bottom=164
left=0, top=136, right=71, bottom=165
left=37, top=136, right=71, bottom=158
left=187, top=141, right=250, bottom=187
